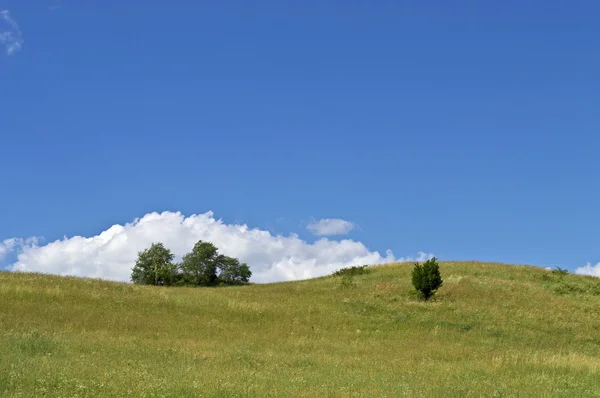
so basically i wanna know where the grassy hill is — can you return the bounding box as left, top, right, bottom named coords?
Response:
left=2, top=261, right=600, bottom=397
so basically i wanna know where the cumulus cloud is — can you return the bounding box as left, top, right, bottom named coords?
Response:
left=307, top=218, right=356, bottom=236
left=575, top=262, right=600, bottom=277
left=0, top=10, right=23, bottom=55
left=7, top=210, right=433, bottom=283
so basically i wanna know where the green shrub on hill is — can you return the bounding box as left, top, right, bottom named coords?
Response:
left=411, top=257, right=443, bottom=300
left=552, top=266, right=569, bottom=277
left=332, top=264, right=372, bottom=277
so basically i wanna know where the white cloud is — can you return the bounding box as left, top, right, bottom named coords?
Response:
left=575, top=262, right=600, bottom=278
left=307, top=218, right=356, bottom=236
left=412, top=251, right=435, bottom=262
left=0, top=10, right=23, bottom=55
left=0, top=239, right=17, bottom=259
left=7, top=210, right=433, bottom=283
left=0, top=237, right=39, bottom=260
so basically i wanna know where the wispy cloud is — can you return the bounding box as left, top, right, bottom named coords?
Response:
left=0, top=10, right=23, bottom=55
left=307, top=218, right=356, bottom=236
left=0, top=239, right=17, bottom=260
left=0, top=237, right=39, bottom=260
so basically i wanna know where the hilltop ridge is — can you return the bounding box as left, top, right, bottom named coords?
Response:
left=1, top=261, right=600, bottom=396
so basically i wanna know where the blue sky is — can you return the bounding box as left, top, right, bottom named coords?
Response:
left=1, top=1, right=599, bottom=280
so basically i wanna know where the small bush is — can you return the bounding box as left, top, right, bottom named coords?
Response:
left=552, top=266, right=569, bottom=277
left=411, top=257, right=443, bottom=300
left=332, top=265, right=372, bottom=277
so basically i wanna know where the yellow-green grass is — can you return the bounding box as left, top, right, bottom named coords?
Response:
left=2, top=262, right=600, bottom=397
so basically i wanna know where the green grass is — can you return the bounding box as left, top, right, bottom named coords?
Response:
left=2, top=261, right=600, bottom=397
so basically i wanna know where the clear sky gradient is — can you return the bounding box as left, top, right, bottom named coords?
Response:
left=1, top=1, right=599, bottom=279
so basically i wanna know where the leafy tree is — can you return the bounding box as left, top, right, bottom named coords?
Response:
left=180, top=240, right=220, bottom=286
left=218, top=256, right=252, bottom=285
left=159, top=262, right=180, bottom=286
left=132, top=240, right=252, bottom=288
left=172, top=270, right=196, bottom=287
left=411, top=257, right=443, bottom=300
left=131, top=242, right=177, bottom=286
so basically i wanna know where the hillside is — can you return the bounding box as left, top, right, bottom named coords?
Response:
left=1, top=261, right=600, bottom=397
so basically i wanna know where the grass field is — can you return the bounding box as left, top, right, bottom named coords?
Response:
left=2, top=261, right=600, bottom=397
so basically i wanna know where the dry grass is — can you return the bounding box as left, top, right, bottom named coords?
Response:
left=2, top=262, right=600, bottom=397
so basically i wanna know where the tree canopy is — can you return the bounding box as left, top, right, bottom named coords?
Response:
left=218, top=255, right=252, bottom=285
left=131, top=240, right=252, bottom=287
left=180, top=241, right=220, bottom=286
left=131, top=242, right=177, bottom=286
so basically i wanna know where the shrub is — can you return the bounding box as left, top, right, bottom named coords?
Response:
left=552, top=266, right=569, bottom=277
left=411, top=257, right=443, bottom=300
left=332, top=265, right=372, bottom=277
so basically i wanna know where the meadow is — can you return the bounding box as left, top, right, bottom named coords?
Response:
left=1, top=261, right=600, bottom=397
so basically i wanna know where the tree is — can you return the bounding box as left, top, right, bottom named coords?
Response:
left=180, top=240, right=220, bottom=286
left=131, top=242, right=177, bottom=286
left=180, top=240, right=252, bottom=286
left=411, top=257, right=443, bottom=300
left=131, top=240, right=252, bottom=288
left=218, top=256, right=252, bottom=285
